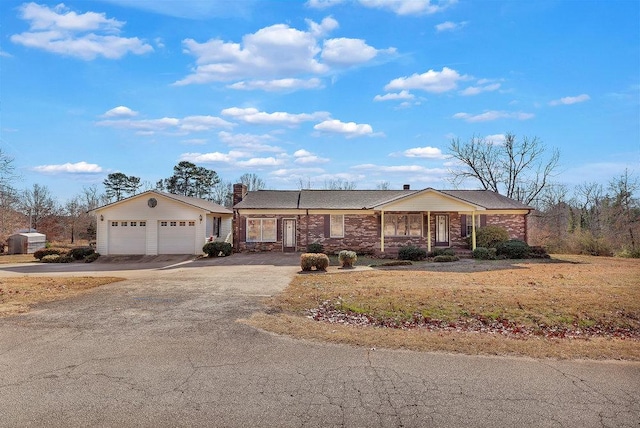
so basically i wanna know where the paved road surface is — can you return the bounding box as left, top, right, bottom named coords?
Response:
left=0, top=255, right=638, bottom=427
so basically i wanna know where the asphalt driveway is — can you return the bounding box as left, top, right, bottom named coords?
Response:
left=0, top=255, right=638, bottom=427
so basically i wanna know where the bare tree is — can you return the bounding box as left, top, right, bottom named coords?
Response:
left=448, top=133, right=560, bottom=206
left=297, top=177, right=313, bottom=190
left=376, top=181, right=391, bottom=190
left=0, top=150, right=20, bottom=246
left=238, top=173, right=266, bottom=191
left=324, top=178, right=357, bottom=190
left=21, top=184, right=57, bottom=231
left=605, top=169, right=639, bottom=252
left=211, top=180, right=233, bottom=207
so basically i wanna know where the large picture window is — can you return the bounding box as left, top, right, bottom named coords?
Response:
left=330, top=215, right=344, bottom=238
left=246, top=218, right=277, bottom=242
left=384, top=214, right=422, bottom=237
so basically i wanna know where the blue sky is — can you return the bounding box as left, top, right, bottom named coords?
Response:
left=1, top=0, right=638, bottom=201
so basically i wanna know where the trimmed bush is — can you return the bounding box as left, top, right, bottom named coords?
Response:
left=338, top=250, right=358, bottom=268
left=41, top=254, right=73, bottom=263
left=475, top=225, right=510, bottom=249
left=433, top=254, right=460, bottom=262
left=528, top=246, right=550, bottom=259
left=472, top=247, right=497, bottom=260
left=85, top=253, right=100, bottom=263
left=428, top=248, right=456, bottom=257
left=398, top=245, right=427, bottom=261
left=496, top=239, right=531, bottom=259
left=33, top=248, right=64, bottom=260
left=68, top=247, right=95, bottom=261
left=203, top=241, right=233, bottom=257
left=307, top=242, right=324, bottom=254
left=300, top=253, right=330, bottom=271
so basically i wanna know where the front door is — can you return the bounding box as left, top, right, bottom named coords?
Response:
left=283, top=219, right=296, bottom=252
left=435, top=214, right=449, bottom=246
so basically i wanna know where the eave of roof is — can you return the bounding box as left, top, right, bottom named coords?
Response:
left=90, top=190, right=233, bottom=214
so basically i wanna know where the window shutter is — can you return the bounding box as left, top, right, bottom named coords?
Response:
left=217, top=217, right=222, bottom=237
left=460, top=215, right=467, bottom=237
left=277, top=218, right=282, bottom=241
left=480, top=215, right=487, bottom=227
left=324, top=215, right=330, bottom=237
left=239, top=217, right=246, bottom=242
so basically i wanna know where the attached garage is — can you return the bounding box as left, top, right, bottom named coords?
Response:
left=92, top=191, right=233, bottom=256
left=108, top=221, right=147, bottom=255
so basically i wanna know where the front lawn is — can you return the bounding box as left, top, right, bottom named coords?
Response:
left=245, top=255, right=640, bottom=360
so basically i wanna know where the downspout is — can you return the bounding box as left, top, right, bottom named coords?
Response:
left=427, top=211, right=431, bottom=252
left=471, top=211, right=477, bottom=250
left=524, top=210, right=529, bottom=244
left=380, top=210, right=385, bottom=253
left=306, top=209, right=309, bottom=250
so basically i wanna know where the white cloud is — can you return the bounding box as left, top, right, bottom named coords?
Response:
left=549, top=94, right=591, bottom=106
left=402, top=146, right=445, bottom=159
left=228, top=78, right=323, bottom=91
left=179, top=150, right=246, bottom=164
left=452, top=110, right=535, bottom=122
left=385, top=67, right=468, bottom=93
left=485, top=134, right=506, bottom=145
left=359, top=0, right=456, bottom=15
left=293, top=149, right=329, bottom=164
left=217, top=131, right=283, bottom=152
left=435, top=20, right=467, bottom=32
left=32, top=161, right=103, bottom=174
left=271, top=167, right=326, bottom=177
left=97, top=114, right=234, bottom=134
left=236, top=157, right=285, bottom=167
left=306, top=0, right=345, bottom=9
left=181, top=138, right=208, bottom=145
left=459, top=82, right=500, bottom=96
left=314, top=119, right=374, bottom=137
left=373, top=90, right=414, bottom=101
left=306, top=16, right=339, bottom=38
left=11, top=3, right=153, bottom=60
left=353, top=164, right=433, bottom=173
left=102, top=106, right=138, bottom=118
left=321, top=37, right=394, bottom=66
left=221, top=107, right=330, bottom=126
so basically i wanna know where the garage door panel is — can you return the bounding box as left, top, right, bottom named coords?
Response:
left=109, top=221, right=146, bottom=254
left=158, top=220, right=196, bottom=254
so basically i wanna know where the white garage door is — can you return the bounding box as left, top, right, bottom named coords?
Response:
left=158, top=220, right=196, bottom=254
left=108, top=221, right=147, bottom=254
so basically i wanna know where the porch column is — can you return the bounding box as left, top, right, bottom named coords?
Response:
left=427, top=211, right=431, bottom=252
left=471, top=211, right=477, bottom=250
left=380, top=210, right=385, bottom=253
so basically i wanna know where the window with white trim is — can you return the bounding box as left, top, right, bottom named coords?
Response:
left=140, top=221, right=146, bottom=227
left=188, top=221, right=195, bottom=226
left=130, top=221, right=137, bottom=226
left=246, top=218, right=277, bottom=242
left=160, top=221, right=168, bottom=226
left=170, top=221, right=177, bottom=226
left=384, top=214, right=422, bottom=237
left=111, top=221, right=118, bottom=227
left=464, top=214, right=481, bottom=237
left=330, top=215, right=344, bottom=238
left=179, top=221, right=186, bottom=226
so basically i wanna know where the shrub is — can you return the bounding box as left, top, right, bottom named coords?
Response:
left=496, top=239, right=531, bottom=259
left=307, top=242, right=324, bottom=254
left=398, top=245, right=427, bottom=261
left=68, top=247, right=95, bottom=261
left=472, top=247, right=496, bottom=260
left=573, top=231, right=613, bottom=256
left=428, top=248, right=456, bottom=257
left=203, top=241, right=233, bottom=257
left=40, top=254, right=72, bottom=263
left=616, top=248, right=640, bottom=258
left=85, top=253, right=100, bottom=263
left=528, top=246, right=550, bottom=259
left=433, top=255, right=460, bottom=262
left=33, top=248, right=64, bottom=260
left=338, top=250, right=358, bottom=268
left=475, top=225, right=510, bottom=249
left=300, top=253, right=330, bottom=271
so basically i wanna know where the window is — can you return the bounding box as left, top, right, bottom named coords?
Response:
left=111, top=221, right=118, bottom=227
left=130, top=221, right=137, bottom=226
left=121, top=221, right=128, bottom=226
left=179, top=221, right=186, bottom=226
left=330, top=215, right=344, bottom=238
left=140, top=221, right=146, bottom=227
left=384, top=214, right=422, bottom=237
left=188, top=221, right=195, bottom=227
left=462, top=215, right=484, bottom=237
left=246, top=218, right=277, bottom=242
left=170, top=221, right=177, bottom=226
left=160, top=221, right=168, bottom=226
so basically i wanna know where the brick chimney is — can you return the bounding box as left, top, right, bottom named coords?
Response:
left=403, top=184, right=410, bottom=190
left=233, top=183, right=248, bottom=206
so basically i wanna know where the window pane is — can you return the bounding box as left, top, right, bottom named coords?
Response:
left=330, top=215, right=344, bottom=237
left=247, top=219, right=261, bottom=242
left=409, top=215, right=422, bottom=236
left=397, top=215, right=408, bottom=236
left=384, top=215, right=396, bottom=236
left=262, top=219, right=277, bottom=241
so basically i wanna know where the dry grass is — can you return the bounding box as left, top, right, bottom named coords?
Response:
left=244, top=255, right=640, bottom=360
left=0, top=277, right=124, bottom=317
left=0, top=254, right=37, bottom=264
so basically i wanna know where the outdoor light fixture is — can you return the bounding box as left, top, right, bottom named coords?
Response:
left=199, top=214, right=203, bottom=222
left=100, top=215, right=104, bottom=222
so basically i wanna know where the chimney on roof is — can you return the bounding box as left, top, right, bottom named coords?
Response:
left=403, top=184, right=410, bottom=190
left=233, top=183, right=248, bottom=206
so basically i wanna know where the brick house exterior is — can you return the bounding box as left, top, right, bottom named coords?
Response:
left=233, top=184, right=532, bottom=256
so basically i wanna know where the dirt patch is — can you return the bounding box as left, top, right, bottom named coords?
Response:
left=246, top=255, right=640, bottom=360
left=0, top=276, right=125, bottom=317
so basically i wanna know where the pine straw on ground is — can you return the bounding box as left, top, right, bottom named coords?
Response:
left=243, top=255, right=640, bottom=360
left=0, top=277, right=124, bottom=317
